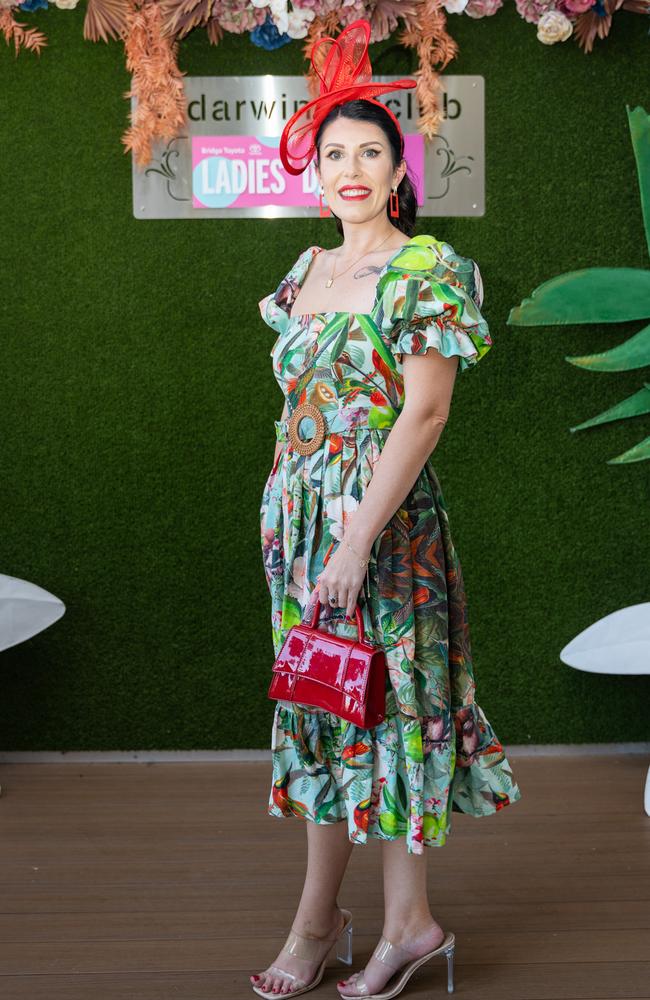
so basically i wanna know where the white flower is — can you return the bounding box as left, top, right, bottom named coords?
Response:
left=443, top=0, right=470, bottom=11
left=286, top=7, right=316, bottom=38
left=537, top=10, right=573, bottom=44
left=54, top=0, right=81, bottom=8
left=269, top=0, right=289, bottom=34
left=252, top=0, right=315, bottom=37
left=286, top=555, right=306, bottom=599
left=325, top=495, right=360, bottom=541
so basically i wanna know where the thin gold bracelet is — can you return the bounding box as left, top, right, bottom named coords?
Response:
left=345, top=538, right=368, bottom=568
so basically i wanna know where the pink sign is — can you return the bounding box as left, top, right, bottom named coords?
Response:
left=191, top=135, right=425, bottom=210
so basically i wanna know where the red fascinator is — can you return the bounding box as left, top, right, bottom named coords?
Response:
left=279, top=18, right=417, bottom=177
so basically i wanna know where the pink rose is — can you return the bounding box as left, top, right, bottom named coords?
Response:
left=464, top=0, right=503, bottom=17
left=559, top=0, right=595, bottom=12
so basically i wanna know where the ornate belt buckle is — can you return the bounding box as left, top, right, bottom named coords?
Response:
left=287, top=402, right=326, bottom=456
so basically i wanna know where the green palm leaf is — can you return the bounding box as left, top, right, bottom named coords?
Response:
left=565, top=322, right=650, bottom=371
left=506, top=104, right=650, bottom=464
left=608, top=434, right=650, bottom=465
left=570, top=384, right=650, bottom=431
left=508, top=268, right=650, bottom=326
left=629, top=104, right=650, bottom=255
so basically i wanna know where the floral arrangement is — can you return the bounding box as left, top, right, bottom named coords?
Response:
left=2, top=0, right=647, bottom=55
left=1, top=0, right=647, bottom=166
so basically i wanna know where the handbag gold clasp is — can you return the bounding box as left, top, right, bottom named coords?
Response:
left=287, top=402, right=326, bottom=456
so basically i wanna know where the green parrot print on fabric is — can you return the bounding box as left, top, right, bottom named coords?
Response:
left=258, top=234, right=521, bottom=855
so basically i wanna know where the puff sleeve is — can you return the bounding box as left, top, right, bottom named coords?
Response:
left=258, top=247, right=316, bottom=336
left=258, top=288, right=287, bottom=335
left=377, top=238, right=493, bottom=372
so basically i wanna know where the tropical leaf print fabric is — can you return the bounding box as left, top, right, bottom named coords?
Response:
left=258, top=234, right=521, bottom=855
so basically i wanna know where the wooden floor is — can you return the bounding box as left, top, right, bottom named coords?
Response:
left=0, top=754, right=649, bottom=1000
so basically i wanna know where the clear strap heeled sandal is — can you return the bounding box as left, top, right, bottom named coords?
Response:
left=337, top=929, right=455, bottom=999
left=251, top=907, right=354, bottom=997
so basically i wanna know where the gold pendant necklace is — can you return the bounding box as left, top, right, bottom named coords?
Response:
left=325, top=231, right=396, bottom=288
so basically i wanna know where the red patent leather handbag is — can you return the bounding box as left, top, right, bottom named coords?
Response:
left=268, top=597, right=387, bottom=728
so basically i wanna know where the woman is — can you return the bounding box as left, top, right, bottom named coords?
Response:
left=252, top=20, right=521, bottom=1000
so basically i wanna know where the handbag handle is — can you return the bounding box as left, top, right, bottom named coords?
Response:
left=308, top=595, right=365, bottom=643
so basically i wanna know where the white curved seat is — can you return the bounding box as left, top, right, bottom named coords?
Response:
left=560, top=602, right=650, bottom=815
left=0, top=573, right=65, bottom=652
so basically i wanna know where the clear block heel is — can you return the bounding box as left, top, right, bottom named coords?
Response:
left=336, top=920, right=354, bottom=966
left=443, top=941, right=455, bottom=993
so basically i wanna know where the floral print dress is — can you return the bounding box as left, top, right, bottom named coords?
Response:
left=258, top=234, right=521, bottom=854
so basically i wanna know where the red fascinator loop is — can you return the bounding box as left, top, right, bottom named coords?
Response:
left=279, top=19, right=417, bottom=177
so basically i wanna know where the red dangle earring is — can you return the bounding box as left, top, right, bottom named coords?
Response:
left=319, top=185, right=331, bottom=218
left=389, top=186, right=399, bottom=218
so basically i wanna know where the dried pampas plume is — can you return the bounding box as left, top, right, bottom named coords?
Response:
left=84, top=0, right=130, bottom=44
left=0, top=6, right=47, bottom=56
left=157, top=0, right=219, bottom=41
left=400, top=0, right=458, bottom=142
left=122, top=0, right=187, bottom=169
left=573, top=0, right=626, bottom=53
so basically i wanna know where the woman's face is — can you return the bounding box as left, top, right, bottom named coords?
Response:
left=315, top=116, right=406, bottom=223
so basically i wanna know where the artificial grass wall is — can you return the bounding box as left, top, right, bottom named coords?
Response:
left=1, top=5, right=648, bottom=750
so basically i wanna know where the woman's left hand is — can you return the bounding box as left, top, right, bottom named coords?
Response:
left=316, top=536, right=371, bottom=619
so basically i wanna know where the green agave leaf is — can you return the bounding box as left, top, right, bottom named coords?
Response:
left=607, top=433, right=650, bottom=464
left=565, top=321, right=650, bottom=371
left=570, top=383, right=650, bottom=431
left=507, top=268, right=650, bottom=325
left=627, top=105, right=650, bottom=258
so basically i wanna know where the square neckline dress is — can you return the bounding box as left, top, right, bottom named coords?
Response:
left=258, top=234, right=521, bottom=854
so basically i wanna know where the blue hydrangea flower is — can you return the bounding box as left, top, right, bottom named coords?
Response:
left=250, top=13, right=292, bottom=51
left=19, top=0, right=49, bottom=11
